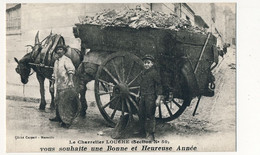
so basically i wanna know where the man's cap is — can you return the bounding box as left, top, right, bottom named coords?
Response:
left=142, top=54, right=155, bottom=62
left=55, top=44, right=67, bottom=52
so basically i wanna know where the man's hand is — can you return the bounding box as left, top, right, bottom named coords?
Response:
left=68, top=73, right=74, bottom=88
left=68, top=80, right=74, bottom=88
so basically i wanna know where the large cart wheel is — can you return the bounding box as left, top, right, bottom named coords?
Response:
left=155, top=97, right=191, bottom=123
left=155, top=71, right=192, bottom=122
left=95, top=52, right=192, bottom=127
left=95, top=52, right=144, bottom=127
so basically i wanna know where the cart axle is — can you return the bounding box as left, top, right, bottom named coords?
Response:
left=114, top=83, right=130, bottom=97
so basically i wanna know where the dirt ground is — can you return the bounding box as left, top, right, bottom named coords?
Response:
left=6, top=47, right=236, bottom=152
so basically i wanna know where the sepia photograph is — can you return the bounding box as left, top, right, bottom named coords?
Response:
left=4, top=1, right=238, bottom=153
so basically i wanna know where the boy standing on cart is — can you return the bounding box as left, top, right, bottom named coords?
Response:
left=138, top=54, right=164, bottom=141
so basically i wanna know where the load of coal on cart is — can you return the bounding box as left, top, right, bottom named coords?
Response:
left=78, top=5, right=207, bottom=34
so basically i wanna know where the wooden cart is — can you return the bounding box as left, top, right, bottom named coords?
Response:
left=73, top=23, right=219, bottom=127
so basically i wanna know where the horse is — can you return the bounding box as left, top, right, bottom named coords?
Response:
left=14, top=31, right=88, bottom=116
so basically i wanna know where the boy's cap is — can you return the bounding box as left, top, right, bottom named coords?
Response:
left=55, top=44, right=67, bottom=52
left=142, top=54, right=155, bottom=62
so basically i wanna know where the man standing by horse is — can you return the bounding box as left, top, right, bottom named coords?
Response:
left=49, top=45, right=80, bottom=128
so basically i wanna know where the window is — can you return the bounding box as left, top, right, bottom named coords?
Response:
left=6, top=4, right=21, bottom=31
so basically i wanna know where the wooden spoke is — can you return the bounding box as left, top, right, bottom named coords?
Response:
left=102, top=96, right=118, bottom=109
left=125, top=62, right=134, bottom=83
left=170, top=101, right=173, bottom=109
left=121, top=56, right=125, bottom=82
left=110, top=108, right=117, bottom=120
left=127, top=71, right=143, bottom=86
left=125, top=99, right=132, bottom=115
left=125, top=98, right=134, bottom=128
left=129, top=86, right=140, bottom=90
left=103, top=67, right=119, bottom=84
left=110, top=98, right=120, bottom=119
left=129, top=92, right=139, bottom=98
left=100, top=82, right=109, bottom=92
left=137, top=89, right=140, bottom=96
left=98, top=91, right=113, bottom=96
left=158, top=104, right=162, bottom=119
left=172, top=99, right=181, bottom=108
left=164, top=102, right=173, bottom=117
left=127, top=95, right=139, bottom=111
left=98, top=79, right=114, bottom=87
left=121, top=98, right=125, bottom=116
left=112, top=59, right=122, bottom=83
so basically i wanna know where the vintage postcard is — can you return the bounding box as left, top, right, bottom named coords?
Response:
left=5, top=2, right=237, bottom=153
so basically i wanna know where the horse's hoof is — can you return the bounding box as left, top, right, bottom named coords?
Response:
left=39, top=105, right=46, bottom=111
left=39, top=107, right=45, bottom=111
left=60, top=122, right=70, bottom=128
left=50, top=106, right=55, bottom=110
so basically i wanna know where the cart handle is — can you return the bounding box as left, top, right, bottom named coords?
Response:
left=192, top=33, right=211, bottom=117
left=194, top=33, right=211, bottom=74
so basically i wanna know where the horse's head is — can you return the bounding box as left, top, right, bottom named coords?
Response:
left=14, top=56, right=31, bottom=84
left=14, top=31, right=58, bottom=84
left=13, top=31, right=46, bottom=84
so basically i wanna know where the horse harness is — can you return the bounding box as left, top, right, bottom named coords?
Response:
left=28, top=34, right=66, bottom=77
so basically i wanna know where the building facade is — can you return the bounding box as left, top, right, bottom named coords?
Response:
left=6, top=3, right=235, bottom=95
left=6, top=3, right=142, bottom=62
left=6, top=3, right=236, bottom=62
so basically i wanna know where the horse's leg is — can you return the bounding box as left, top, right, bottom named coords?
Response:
left=49, top=80, right=55, bottom=110
left=36, top=73, right=46, bottom=110
left=78, top=79, right=88, bottom=117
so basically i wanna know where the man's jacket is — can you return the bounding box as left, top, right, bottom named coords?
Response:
left=140, top=66, right=163, bottom=96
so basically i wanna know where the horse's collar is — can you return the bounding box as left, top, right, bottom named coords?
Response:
left=30, top=49, right=40, bottom=62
